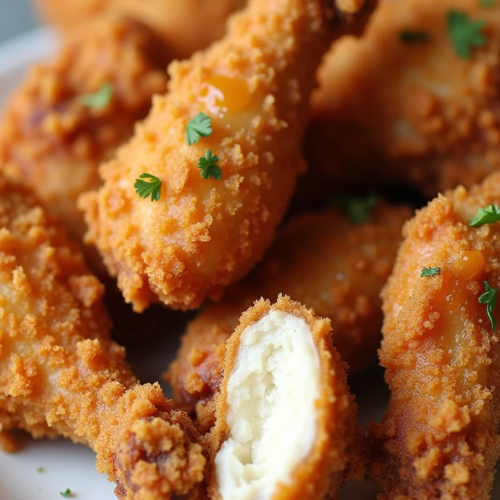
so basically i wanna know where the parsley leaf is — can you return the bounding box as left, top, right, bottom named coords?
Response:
left=37, top=467, right=45, bottom=473
left=332, top=193, right=377, bottom=224
left=447, top=10, right=486, bottom=59
left=469, top=204, right=500, bottom=227
left=198, top=150, right=222, bottom=180
left=186, top=113, right=212, bottom=145
left=134, top=173, right=162, bottom=202
left=400, top=30, right=430, bottom=43
left=79, top=83, right=114, bottom=110
left=60, top=489, right=73, bottom=498
left=480, top=0, right=494, bottom=6
left=478, top=281, right=498, bottom=330
left=421, top=267, right=440, bottom=277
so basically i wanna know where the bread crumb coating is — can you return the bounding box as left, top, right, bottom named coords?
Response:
left=0, top=15, right=167, bottom=245
left=80, top=0, right=377, bottom=311
left=0, top=176, right=205, bottom=499
left=307, top=0, right=500, bottom=196
left=370, top=173, right=500, bottom=499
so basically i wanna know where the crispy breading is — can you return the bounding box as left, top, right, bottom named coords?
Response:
left=0, top=15, right=167, bottom=246
left=79, top=0, right=377, bottom=312
left=205, top=296, right=365, bottom=500
left=369, top=173, right=500, bottom=499
left=0, top=176, right=205, bottom=500
left=306, top=0, right=500, bottom=196
left=167, top=203, right=410, bottom=431
left=34, top=0, right=247, bottom=61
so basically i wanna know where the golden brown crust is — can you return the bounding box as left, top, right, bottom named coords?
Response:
left=167, top=203, right=410, bottom=425
left=34, top=0, right=247, bottom=61
left=370, top=173, right=500, bottom=499
left=205, top=296, right=364, bottom=500
left=306, top=0, right=500, bottom=196
left=0, top=176, right=204, bottom=499
left=79, top=0, right=377, bottom=312
left=0, top=15, right=167, bottom=246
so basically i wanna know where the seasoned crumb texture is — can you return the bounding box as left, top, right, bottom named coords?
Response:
left=206, top=296, right=365, bottom=500
left=370, top=173, right=500, bottom=500
left=80, top=0, right=376, bottom=312
left=167, top=203, right=410, bottom=429
left=34, top=0, right=247, bottom=61
left=0, top=177, right=204, bottom=499
left=306, top=0, right=500, bottom=195
left=0, top=15, right=167, bottom=244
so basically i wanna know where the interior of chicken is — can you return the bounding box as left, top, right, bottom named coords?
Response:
left=215, top=310, right=320, bottom=500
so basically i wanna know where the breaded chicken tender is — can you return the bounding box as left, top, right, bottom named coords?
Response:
left=0, top=15, right=168, bottom=245
left=205, top=296, right=365, bottom=500
left=306, top=0, right=500, bottom=196
left=0, top=176, right=205, bottom=499
left=369, top=173, right=500, bottom=499
left=34, top=0, right=246, bottom=61
left=167, top=202, right=410, bottom=432
left=80, top=0, right=377, bottom=312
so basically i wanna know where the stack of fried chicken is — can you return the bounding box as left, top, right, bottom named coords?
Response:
left=0, top=0, right=499, bottom=498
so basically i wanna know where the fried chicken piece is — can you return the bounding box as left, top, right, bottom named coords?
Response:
left=0, top=15, right=168, bottom=246
left=369, top=173, right=500, bottom=499
left=167, top=202, right=410, bottom=432
left=80, top=0, right=377, bottom=312
left=0, top=176, right=205, bottom=499
left=204, top=296, right=365, bottom=500
left=34, top=0, right=247, bottom=61
left=306, top=0, right=500, bottom=196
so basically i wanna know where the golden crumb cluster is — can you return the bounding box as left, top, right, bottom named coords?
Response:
left=371, top=173, right=500, bottom=499
left=0, top=175, right=205, bottom=499
left=0, top=15, right=167, bottom=243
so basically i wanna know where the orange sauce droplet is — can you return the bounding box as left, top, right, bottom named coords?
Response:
left=454, top=251, right=485, bottom=281
left=199, top=75, right=250, bottom=117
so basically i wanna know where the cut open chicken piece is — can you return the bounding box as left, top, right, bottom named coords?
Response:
left=206, top=296, right=364, bottom=500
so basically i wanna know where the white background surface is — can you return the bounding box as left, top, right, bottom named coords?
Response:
left=0, top=28, right=498, bottom=500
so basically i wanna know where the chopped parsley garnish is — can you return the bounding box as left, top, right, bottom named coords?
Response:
left=134, top=173, right=162, bottom=202
left=60, top=489, right=73, bottom=498
left=400, top=30, right=430, bottom=43
left=79, top=83, right=114, bottom=110
left=186, top=113, right=213, bottom=145
left=447, top=10, right=486, bottom=59
left=478, top=281, right=498, bottom=330
left=37, top=467, right=45, bottom=473
left=469, top=204, right=500, bottom=227
left=421, top=267, right=440, bottom=277
left=198, top=150, right=222, bottom=180
left=332, top=193, right=377, bottom=224
left=480, top=0, right=495, bottom=6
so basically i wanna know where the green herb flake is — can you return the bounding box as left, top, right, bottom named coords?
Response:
left=469, top=204, right=500, bottom=227
left=400, top=30, right=430, bottom=43
left=447, top=10, right=486, bottom=59
left=79, top=83, right=114, bottom=110
left=332, top=193, right=377, bottom=224
left=60, top=489, right=73, bottom=498
left=134, top=173, right=162, bottom=202
left=37, top=467, right=45, bottom=473
left=198, top=150, right=222, bottom=180
left=478, top=281, right=498, bottom=330
left=421, top=267, right=441, bottom=277
left=186, top=113, right=213, bottom=145
left=480, top=0, right=495, bottom=7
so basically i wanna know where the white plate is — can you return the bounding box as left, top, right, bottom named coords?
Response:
left=0, top=27, right=498, bottom=500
